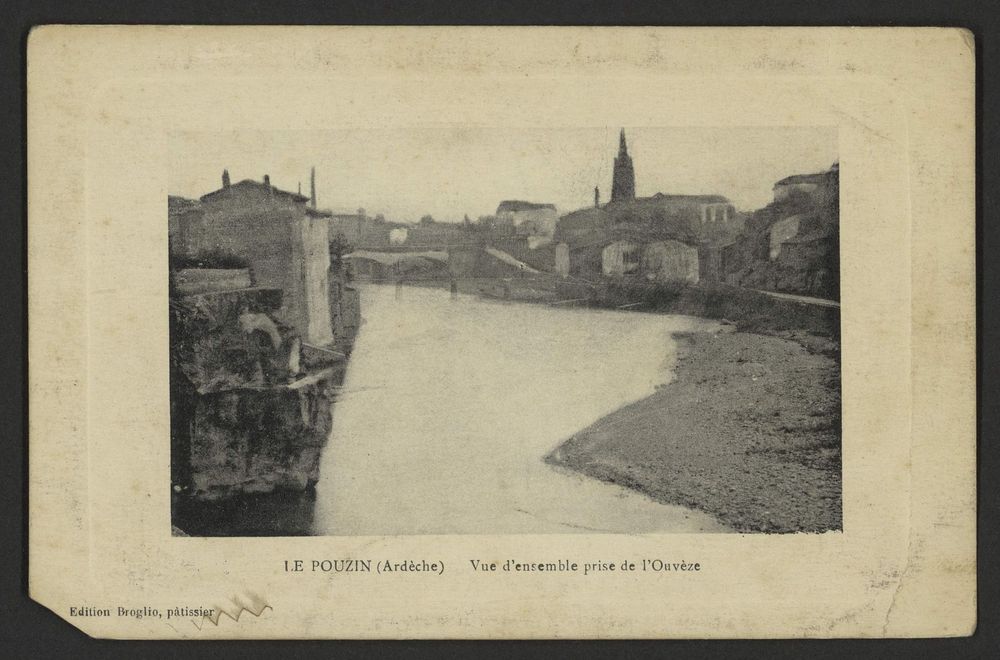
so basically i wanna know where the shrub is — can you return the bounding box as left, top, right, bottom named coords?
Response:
left=170, top=248, right=249, bottom=270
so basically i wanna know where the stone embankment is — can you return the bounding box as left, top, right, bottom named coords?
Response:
left=170, top=285, right=345, bottom=503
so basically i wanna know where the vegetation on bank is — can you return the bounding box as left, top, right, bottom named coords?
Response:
left=169, top=247, right=250, bottom=271
left=588, top=279, right=839, bottom=347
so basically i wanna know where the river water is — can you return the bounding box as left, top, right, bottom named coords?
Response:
left=312, top=284, right=729, bottom=535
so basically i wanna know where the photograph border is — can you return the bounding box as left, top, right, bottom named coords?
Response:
left=8, top=0, right=992, bottom=653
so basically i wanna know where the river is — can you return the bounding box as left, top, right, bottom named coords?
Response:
left=312, top=284, right=729, bottom=535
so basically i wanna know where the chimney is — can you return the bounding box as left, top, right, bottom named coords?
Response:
left=310, top=166, right=317, bottom=208
left=594, top=185, right=600, bottom=208
left=222, top=169, right=231, bottom=189
left=298, top=181, right=302, bottom=195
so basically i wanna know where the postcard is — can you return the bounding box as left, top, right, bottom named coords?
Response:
left=28, top=26, right=975, bottom=638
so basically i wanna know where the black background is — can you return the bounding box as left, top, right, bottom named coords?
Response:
left=2, top=1, right=995, bottom=657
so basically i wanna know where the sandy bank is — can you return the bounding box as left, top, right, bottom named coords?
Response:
left=548, top=329, right=841, bottom=533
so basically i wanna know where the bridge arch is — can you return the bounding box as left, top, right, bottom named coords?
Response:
left=343, top=250, right=452, bottom=281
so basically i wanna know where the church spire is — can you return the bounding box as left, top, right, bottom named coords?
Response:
left=611, top=127, right=636, bottom=202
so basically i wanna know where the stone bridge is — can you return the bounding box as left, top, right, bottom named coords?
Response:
left=344, top=244, right=542, bottom=281
left=344, top=249, right=451, bottom=267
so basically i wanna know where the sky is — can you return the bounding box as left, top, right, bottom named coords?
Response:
left=169, top=127, right=837, bottom=222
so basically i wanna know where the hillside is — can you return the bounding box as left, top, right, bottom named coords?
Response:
left=726, top=187, right=840, bottom=300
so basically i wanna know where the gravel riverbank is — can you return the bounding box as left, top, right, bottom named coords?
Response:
left=547, top=328, right=841, bottom=533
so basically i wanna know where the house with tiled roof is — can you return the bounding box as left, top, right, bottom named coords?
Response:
left=495, top=200, right=559, bottom=243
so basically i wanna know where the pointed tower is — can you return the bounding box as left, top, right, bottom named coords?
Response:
left=310, top=166, right=317, bottom=208
left=222, top=169, right=231, bottom=189
left=610, top=129, right=635, bottom=203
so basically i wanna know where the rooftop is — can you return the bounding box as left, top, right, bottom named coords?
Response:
left=200, top=178, right=311, bottom=205
left=497, top=200, right=557, bottom=213
left=643, top=193, right=730, bottom=204
left=774, top=166, right=839, bottom=188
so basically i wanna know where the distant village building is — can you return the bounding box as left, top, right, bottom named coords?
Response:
left=552, top=129, right=745, bottom=283
left=169, top=170, right=337, bottom=346
left=772, top=162, right=839, bottom=204
left=560, top=129, right=742, bottom=244
left=700, top=200, right=735, bottom=226
left=328, top=208, right=369, bottom=246
left=388, top=227, right=409, bottom=245
left=554, top=243, right=570, bottom=278
left=495, top=200, right=558, bottom=240
left=404, top=219, right=472, bottom=248
left=641, top=240, right=700, bottom=284
left=601, top=240, right=641, bottom=276
left=769, top=215, right=803, bottom=260
left=726, top=162, right=840, bottom=299
left=554, top=194, right=739, bottom=280
left=610, top=129, right=636, bottom=202
left=597, top=239, right=701, bottom=283
left=627, top=193, right=741, bottom=239
left=766, top=163, right=839, bottom=260
left=698, top=242, right=736, bottom=284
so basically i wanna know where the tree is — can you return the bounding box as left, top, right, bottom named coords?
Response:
left=419, top=214, right=435, bottom=225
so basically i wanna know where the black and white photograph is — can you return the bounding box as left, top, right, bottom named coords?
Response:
left=168, top=126, right=842, bottom=536
left=25, top=24, right=977, bottom=641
